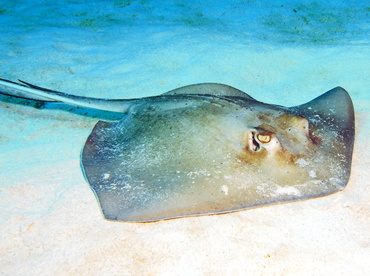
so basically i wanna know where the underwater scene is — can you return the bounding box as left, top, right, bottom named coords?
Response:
left=0, top=0, right=369, bottom=275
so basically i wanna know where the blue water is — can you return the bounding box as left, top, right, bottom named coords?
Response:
left=0, top=1, right=368, bottom=104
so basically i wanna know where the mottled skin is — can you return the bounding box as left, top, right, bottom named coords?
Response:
left=0, top=79, right=355, bottom=222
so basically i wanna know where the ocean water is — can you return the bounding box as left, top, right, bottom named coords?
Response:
left=0, top=1, right=369, bottom=275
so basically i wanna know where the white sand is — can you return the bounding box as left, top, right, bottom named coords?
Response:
left=0, top=1, right=369, bottom=275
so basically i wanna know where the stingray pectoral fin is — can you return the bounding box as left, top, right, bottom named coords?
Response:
left=294, top=87, right=354, bottom=133
left=163, top=83, right=257, bottom=100
left=292, top=86, right=354, bottom=153
left=81, top=98, right=259, bottom=222
left=291, top=86, right=355, bottom=187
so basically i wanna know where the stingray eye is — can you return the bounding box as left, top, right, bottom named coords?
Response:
left=245, top=129, right=281, bottom=154
left=246, top=130, right=276, bottom=152
left=256, top=133, right=271, bottom=143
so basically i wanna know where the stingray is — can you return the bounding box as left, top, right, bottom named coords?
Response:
left=0, top=79, right=354, bottom=222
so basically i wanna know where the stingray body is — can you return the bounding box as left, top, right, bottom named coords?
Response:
left=0, top=79, right=355, bottom=222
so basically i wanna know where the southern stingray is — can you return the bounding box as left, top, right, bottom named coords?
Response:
left=0, top=79, right=355, bottom=222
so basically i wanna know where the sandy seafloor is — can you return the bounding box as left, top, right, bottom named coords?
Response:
left=0, top=0, right=369, bottom=275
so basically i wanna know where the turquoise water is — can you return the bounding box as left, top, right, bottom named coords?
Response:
left=0, top=1, right=368, bottom=103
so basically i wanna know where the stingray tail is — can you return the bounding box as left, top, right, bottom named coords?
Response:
left=0, top=78, right=133, bottom=113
